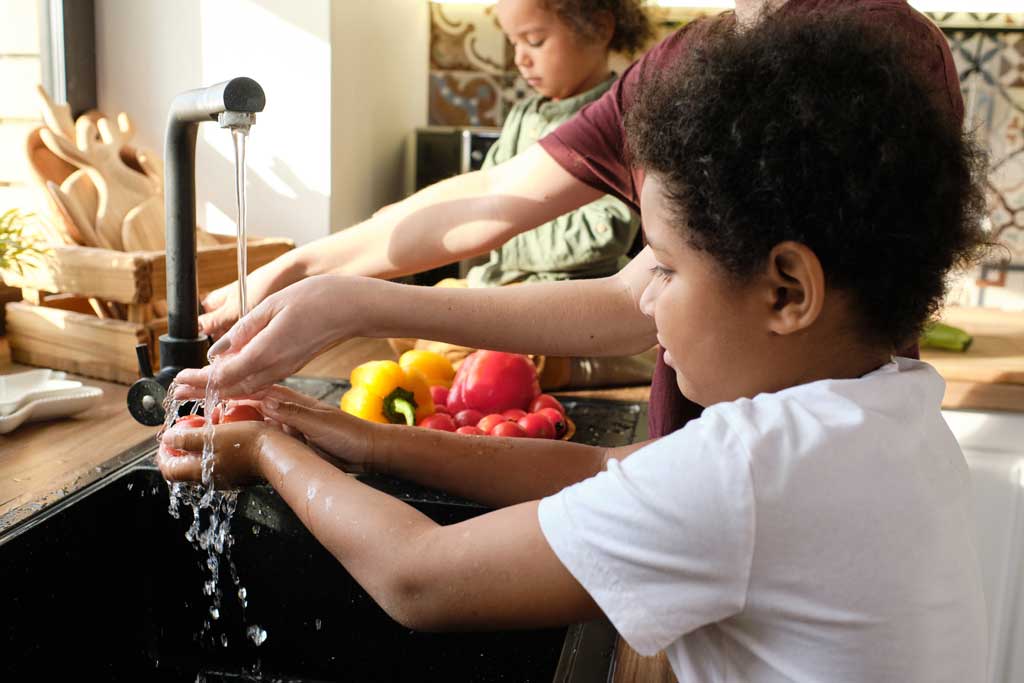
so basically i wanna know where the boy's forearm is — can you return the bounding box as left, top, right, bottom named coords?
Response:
left=256, top=431, right=441, bottom=616
left=353, top=275, right=655, bottom=358
left=366, top=423, right=641, bottom=507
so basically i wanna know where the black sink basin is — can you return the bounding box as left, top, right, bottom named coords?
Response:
left=0, top=379, right=646, bottom=682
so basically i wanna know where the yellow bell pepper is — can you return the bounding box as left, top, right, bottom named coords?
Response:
left=398, top=349, right=455, bottom=389
left=340, top=360, right=435, bottom=425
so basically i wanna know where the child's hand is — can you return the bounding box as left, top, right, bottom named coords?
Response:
left=260, top=392, right=374, bottom=473
left=158, top=420, right=277, bottom=488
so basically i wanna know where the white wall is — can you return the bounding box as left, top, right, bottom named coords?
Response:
left=95, top=0, right=429, bottom=246
left=330, top=1, right=429, bottom=231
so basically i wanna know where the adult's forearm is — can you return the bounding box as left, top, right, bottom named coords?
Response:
left=285, top=145, right=601, bottom=281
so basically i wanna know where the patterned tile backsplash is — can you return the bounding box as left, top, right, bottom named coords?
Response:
left=427, top=3, right=1024, bottom=310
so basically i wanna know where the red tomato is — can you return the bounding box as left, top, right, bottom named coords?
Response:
left=501, top=408, right=527, bottom=420
left=537, top=407, right=567, bottom=438
left=453, top=409, right=484, bottom=428
left=518, top=413, right=555, bottom=439
left=490, top=421, right=526, bottom=438
left=418, top=413, right=457, bottom=431
left=477, top=414, right=508, bottom=434
left=429, top=385, right=449, bottom=408
left=455, top=425, right=484, bottom=436
left=529, top=394, right=565, bottom=415
left=433, top=405, right=450, bottom=415
left=221, top=404, right=264, bottom=423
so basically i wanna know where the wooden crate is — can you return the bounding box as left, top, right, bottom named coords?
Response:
left=1, top=234, right=292, bottom=304
left=2, top=235, right=292, bottom=384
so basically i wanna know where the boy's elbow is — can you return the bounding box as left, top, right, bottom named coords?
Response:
left=377, top=568, right=460, bottom=632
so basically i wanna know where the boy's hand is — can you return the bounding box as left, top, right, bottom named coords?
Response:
left=158, top=420, right=280, bottom=488
left=260, top=393, right=375, bottom=473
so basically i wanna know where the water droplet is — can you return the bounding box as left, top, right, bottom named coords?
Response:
left=315, top=618, right=322, bottom=631
left=238, top=587, right=247, bottom=601
left=247, top=625, right=268, bottom=646
left=209, top=606, right=220, bottom=620
left=251, top=524, right=260, bottom=536
left=220, top=633, right=229, bottom=648
left=127, top=482, right=133, bottom=491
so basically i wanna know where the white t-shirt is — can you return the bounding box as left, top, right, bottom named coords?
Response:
left=539, top=358, right=987, bottom=682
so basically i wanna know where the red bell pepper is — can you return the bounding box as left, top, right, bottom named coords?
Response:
left=447, top=351, right=540, bottom=415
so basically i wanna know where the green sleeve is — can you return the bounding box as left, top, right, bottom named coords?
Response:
left=480, top=100, right=528, bottom=170
left=502, top=192, right=641, bottom=279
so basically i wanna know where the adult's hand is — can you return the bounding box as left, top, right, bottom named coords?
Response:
left=199, top=255, right=305, bottom=340
left=177, top=274, right=365, bottom=400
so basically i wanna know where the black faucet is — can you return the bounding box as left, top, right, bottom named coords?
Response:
left=127, top=77, right=265, bottom=426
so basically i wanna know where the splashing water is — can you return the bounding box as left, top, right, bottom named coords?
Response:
left=231, top=128, right=249, bottom=317
left=157, top=126, right=267, bottom=648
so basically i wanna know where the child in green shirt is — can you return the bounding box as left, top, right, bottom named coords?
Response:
left=398, top=0, right=655, bottom=386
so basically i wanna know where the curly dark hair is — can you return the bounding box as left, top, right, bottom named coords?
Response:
left=542, top=0, right=654, bottom=55
left=624, top=9, right=988, bottom=349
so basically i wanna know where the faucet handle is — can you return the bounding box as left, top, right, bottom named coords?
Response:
left=135, top=343, right=154, bottom=378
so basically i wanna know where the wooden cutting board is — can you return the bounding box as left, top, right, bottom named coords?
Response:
left=121, top=195, right=164, bottom=252
left=922, top=306, right=1024, bottom=412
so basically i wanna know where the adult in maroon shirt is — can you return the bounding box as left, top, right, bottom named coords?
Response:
left=539, top=0, right=963, bottom=436
left=188, top=0, right=964, bottom=442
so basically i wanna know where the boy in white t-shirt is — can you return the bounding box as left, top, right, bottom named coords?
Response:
left=160, top=8, right=989, bottom=681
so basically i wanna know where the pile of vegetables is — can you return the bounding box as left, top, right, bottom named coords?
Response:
left=341, top=350, right=570, bottom=439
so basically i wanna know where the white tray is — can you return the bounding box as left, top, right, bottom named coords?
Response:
left=0, top=387, right=105, bottom=434
left=0, top=369, right=84, bottom=416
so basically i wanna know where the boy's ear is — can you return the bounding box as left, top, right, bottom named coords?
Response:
left=762, top=241, right=825, bottom=335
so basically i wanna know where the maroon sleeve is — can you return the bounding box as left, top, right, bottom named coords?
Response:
left=860, top=1, right=964, bottom=126
left=538, top=20, right=719, bottom=212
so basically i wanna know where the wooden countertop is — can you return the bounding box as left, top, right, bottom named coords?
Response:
left=2, top=303, right=1021, bottom=531
left=920, top=306, right=1024, bottom=413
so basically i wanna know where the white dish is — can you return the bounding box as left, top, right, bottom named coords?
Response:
left=0, top=387, right=104, bottom=434
left=0, top=369, right=84, bottom=416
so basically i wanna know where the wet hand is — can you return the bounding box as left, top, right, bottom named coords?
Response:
left=157, top=420, right=276, bottom=488
left=199, top=275, right=362, bottom=398
left=260, top=391, right=375, bottom=473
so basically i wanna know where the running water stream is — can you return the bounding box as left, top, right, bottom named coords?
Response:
left=161, top=126, right=266, bottom=650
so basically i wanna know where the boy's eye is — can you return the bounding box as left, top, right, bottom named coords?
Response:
left=527, top=38, right=545, bottom=48
left=649, top=265, right=673, bottom=281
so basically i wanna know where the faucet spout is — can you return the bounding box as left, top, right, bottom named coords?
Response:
left=127, top=77, right=265, bottom=426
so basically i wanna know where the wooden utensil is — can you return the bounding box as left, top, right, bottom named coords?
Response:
left=25, top=126, right=77, bottom=189
left=121, top=196, right=165, bottom=252
left=40, top=115, right=153, bottom=251
left=135, top=148, right=163, bottom=195
left=59, top=170, right=99, bottom=237
left=45, top=181, right=110, bottom=249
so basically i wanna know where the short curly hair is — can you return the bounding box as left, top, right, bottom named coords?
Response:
left=625, top=9, right=988, bottom=349
left=542, top=0, right=653, bottom=55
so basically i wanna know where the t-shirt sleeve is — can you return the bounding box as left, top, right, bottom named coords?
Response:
left=537, top=24, right=707, bottom=210
left=538, top=411, right=755, bottom=655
